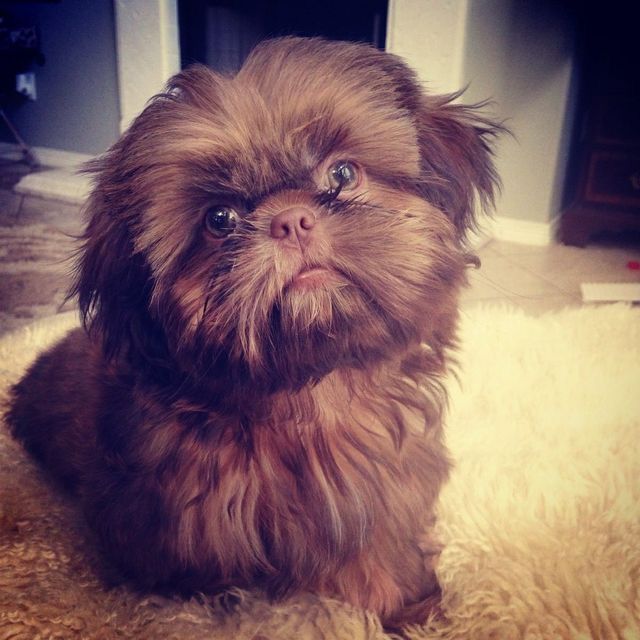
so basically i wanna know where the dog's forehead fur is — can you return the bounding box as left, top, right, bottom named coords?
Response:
left=149, top=38, right=422, bottom=198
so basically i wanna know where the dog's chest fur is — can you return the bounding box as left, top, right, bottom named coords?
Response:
left=90, top=362, right=445, bottom=587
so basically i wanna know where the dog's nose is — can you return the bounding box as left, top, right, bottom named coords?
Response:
left=270, top=207, right=316, bottom=247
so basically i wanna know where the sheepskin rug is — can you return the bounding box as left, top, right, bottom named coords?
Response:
left=1, top=305, right=638, bottom=639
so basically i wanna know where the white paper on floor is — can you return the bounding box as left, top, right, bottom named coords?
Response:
left=581, top=282, right=640, bottom=302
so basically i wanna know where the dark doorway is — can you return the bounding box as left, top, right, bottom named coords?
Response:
left=178, top=0, right=388, bottom=73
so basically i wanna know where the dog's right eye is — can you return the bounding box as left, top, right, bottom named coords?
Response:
left=204, top=206, right=239, bottom=238
left=327, top=160, right=360, bottom=193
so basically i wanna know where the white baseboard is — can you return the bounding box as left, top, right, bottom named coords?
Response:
left=467, top=227, right=493, bottom=251
left=0, top=143, right=94, bottom=204
left=14, top=168, right=92, bottom=205
left=489, top=215, right=558, bottom=246
left=465, top=212, right=497, bottom=250
left=0, top=142, right=94, bottom=169
left=459, top=215, right=557, bottom=250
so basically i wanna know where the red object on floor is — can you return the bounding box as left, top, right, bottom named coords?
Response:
left=627, top=261, right=640, bottom=270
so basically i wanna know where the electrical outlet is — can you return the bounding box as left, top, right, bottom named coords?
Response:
left=16, top=72, right=37, bottom=101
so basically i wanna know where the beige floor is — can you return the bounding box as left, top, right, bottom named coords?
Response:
left=464, top=239, right=640, bottom=315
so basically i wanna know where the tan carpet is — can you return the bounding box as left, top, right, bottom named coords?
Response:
left=1, top=305, right=639, bottom=639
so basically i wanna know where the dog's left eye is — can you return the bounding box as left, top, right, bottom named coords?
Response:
left=204, top=206, right=239, bottom=238
left=328, top=160, right=360, bottom=192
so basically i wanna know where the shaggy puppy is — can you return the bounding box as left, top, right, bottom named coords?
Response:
left=7, top=37, right=500, bottom=630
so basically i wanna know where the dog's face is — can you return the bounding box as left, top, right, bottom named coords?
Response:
left=77, top=38, right=499, bottom=392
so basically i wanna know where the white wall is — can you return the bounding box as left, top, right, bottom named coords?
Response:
left=386, top=0, right=469, bottom=94
left=114, top=0, right=180, bottom=133
left=387, top=0, right=578, bottom=237
left=463, top=0, right=577, bottom=226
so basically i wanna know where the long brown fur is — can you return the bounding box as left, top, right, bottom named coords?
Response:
left=7, top=37, right=501, bottom=630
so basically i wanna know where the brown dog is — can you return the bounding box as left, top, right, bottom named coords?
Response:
left=7, top=37, right=500, bottom=630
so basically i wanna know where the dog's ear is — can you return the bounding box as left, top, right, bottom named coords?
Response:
left=72, top=173, right=167, bottom=365
left=71, top=66, right=223, bottom=364
left=414, top=93, right=503, bottom=237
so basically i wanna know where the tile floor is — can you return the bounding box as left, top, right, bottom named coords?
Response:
left=1, top=159, right=639, bottom=329
left=0, top=161, right=82, bottom=334
left=464, top=238, right=640, bottom=315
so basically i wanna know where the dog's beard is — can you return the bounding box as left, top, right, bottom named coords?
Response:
left=175, top=214, right=429, bottom=391
left=266, top=280, right=402, bottom=387
left=192, top=266, right=409, bottom=392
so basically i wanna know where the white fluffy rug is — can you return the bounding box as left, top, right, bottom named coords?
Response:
left=1, top=305, right=639, bottom=639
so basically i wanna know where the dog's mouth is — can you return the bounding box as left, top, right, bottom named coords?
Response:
left=288, top=265, right=342, bottom=290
